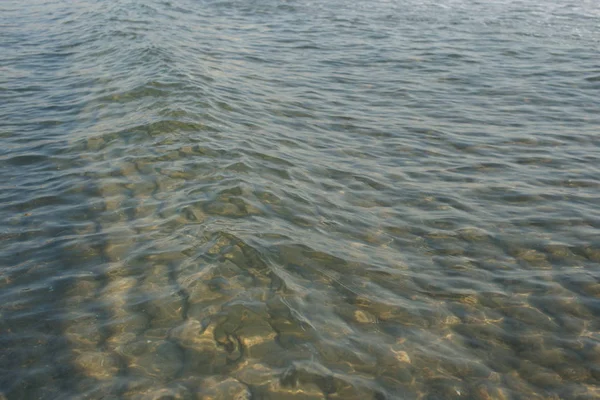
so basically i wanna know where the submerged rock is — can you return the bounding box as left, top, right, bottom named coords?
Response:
left=73, top=350, right=120, bottom=380
left=171, top=320, right=230, bottom=375
left=124, top=383, right=192, bottom=400
left=235, top=361, right=277, bottom=386
left=118, top=339, right=183, bottom=381
left=64, top=315, right=103, bottom=349
left=197, top=377, right=251, bottom=400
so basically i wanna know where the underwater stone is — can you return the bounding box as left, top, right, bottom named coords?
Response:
left=206, top=201, right=243, bottom=217
left=235, top=362, right=276, bottom=386
left=106, top=312, right=149, bottom=338
left=105, top=240, right=134, bottom=262
left=470, top=383, right=510, bottom=400
left=513, top=248, right=547, bottom=263
left=74, top=350, right=120, bottom=380
left=519, top=360, right=563, bottom=389
left=184, top=205, right=206, bottom=223
left=222, top=245, right=246, bottom=267
left=171, top=321, right=229, bottom=374
left=391, top=348, right=411, bottom=364
left=270, top=317, right=312, bottom=348
left=144, top=291, right=184, bottom=328
left=502, top=305, right=558, bottom=331
left=457, top=227, right=490, bottom=242
left=87, top=136, right=105, bottom=151
left=125, top=383, right=192, bottom=400
left=583, top=247, right=600, bottom=262
left=353, top=309, right=378, bottom=324
left=424, top=376, right=466, bottom=399
left=64, top=316, right=103, bottom=348
left=121, top=339, right=183, bottom=381
left=180, top=276, right=223, bottom=305
left=236, top=321, right=278, bottom=358
left=261, top=381, right=325, bottom=400
left=187, top=302, right=221, bottom=323
left=197, top=377, right=251, bottom=400
left=553, top=363, right=591, bottom=382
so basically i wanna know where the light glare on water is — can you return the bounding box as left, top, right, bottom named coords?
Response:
left=1, top=0, right=600, bottom=399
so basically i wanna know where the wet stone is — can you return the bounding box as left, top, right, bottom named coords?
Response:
left=105, top=263, right=136, bottom=279
left=502, top=305, right=558, bottom=331
left=235, top=362, right=277, bottom=386
left=270, top=317, right=313, bottom=348
left=119, top=339, right=183, bottom=381
left=141, top=264, right=171, bottom=285
left=207, top=235, right=233, bottom=256
left=74, top=350, right=120, bottom=380
left=187, top=302, right=221, bottom=322
left=424, top=376, right=466, bottom=400
left=583, top=247, right=600, bottom=262
left=519, top=361, right=563, bottom=389
left=470, top=383, right=510, bottom=400
left=205, top=201, right=244, bottom=217
left=105, top=239, right=135, bottom=262
left=87, top=136, right=105, bottom=151
left=581, top=282, right=600, bottom=297
left=222, top=245, right=247, bottom=268
left=520, top=348, right=567, bottom=369
left=171, top=321, right=230, bottom=374
left=197, top=377, right=251, bottom=400
left=66, top=278, right=100, bottom=298
left=457, top=227, right=490, bottom=242
left=124, top=383, right=192, bottom=400
left=553, top=363, right=591, bottom=382
left=64, top=316, right=103, bottom=348
left=545, top=244, right=584, bottom=263
left=182, top=205, right=206, bottom=223
left=513, top=248, right=547, bottom=263
left=143, top=291, right=184, bottom=328
left=106, top=332, right=137, bottom=351
left=179, top=273, right=224, bottom=305
left=261, top=381, right=326, bottom=400
left=106, top=312, right=149, bottom=338
left=236, top=320, right=278, bottom=358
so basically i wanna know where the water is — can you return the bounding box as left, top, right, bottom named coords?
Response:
left=1, top=0, right=599, bottom=398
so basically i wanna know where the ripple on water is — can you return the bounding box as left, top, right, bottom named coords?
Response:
left=2, top=0, right=600, bottom=398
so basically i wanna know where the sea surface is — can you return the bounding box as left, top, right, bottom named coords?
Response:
left=1, top=0, right=600, bottom=399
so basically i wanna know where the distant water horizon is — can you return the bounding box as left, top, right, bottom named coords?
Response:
left=1, top=0, right=599, bottom=399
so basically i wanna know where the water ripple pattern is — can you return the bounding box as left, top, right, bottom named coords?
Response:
left=1, top=0, right=600, bottom=399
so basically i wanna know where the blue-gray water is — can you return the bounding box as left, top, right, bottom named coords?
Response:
left=1, top=0, right=600, bottom=399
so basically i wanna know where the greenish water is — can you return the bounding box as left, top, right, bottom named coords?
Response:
left=1, top=0, right=600, bottom=399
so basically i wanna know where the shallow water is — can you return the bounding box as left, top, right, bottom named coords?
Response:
left=1, top=0, right=600, bottom=399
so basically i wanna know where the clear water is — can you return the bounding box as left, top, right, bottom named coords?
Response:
left=1, top=0, right=600, bottom=399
